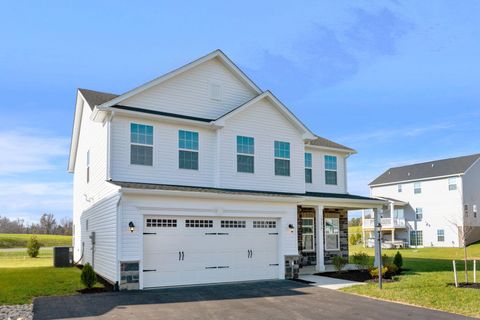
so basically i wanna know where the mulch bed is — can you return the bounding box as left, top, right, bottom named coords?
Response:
left=315, top=270, right=372, bottom=282
left=455, top=283, right=480, bottom=289
left=77, top=287, right=112, bottom=294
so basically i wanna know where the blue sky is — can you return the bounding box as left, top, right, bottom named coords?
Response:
left=1, top=1, right=479, bottom=222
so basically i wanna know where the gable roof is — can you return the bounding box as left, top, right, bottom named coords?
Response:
left=78, top=88, right=118, bottom=110
left=213, top=91, right=316, bottom=140
left=306, top=136, right=356, bottom=153
left=96, top=49, right=262, bottom=111
left=370, top=153, right=480, bottom=186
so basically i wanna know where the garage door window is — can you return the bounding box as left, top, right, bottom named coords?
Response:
left=185, top=219, right=213, bottom=228
left=253, top=221, right=276, bottom=228
left=146, top=219, right=177, bottom=227
left=221, top=220, right=246, bottom=228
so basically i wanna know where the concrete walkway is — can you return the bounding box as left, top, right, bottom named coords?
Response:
left=299, top=274, right=366, bottom=290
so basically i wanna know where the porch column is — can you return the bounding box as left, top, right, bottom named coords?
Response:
left=392, top=229, right=395, bottom=242
left=373, top=207, right=382, bottom=267
left=390, top=201, right=395, bottom=227
left=315, top=205, right=325, bottom=272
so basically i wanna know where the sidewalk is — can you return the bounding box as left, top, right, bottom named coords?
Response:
left=298, top=274, right=366, bottom=290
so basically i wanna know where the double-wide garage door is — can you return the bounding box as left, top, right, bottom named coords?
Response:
left=143, top=216, right=279, bottom=288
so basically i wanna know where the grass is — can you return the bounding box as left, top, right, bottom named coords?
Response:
left=348, top=226, right=362, bottom=235
left=343, top=243, right=480, bottom=318
left=0, top=247, right=55, bottom=268
left=0, top=233, right=72, bottom=249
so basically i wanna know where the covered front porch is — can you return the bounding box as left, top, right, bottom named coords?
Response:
left=296, top=194, right=385, bottom=275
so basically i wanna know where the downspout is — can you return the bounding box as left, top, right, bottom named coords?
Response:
left=106, top=111, right=114, bottom=181
left=115, top=191, right=123, bottom=291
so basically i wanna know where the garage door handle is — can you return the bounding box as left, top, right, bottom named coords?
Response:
left=179, top=251, right=181, bottom=261
left=182, top=251, right=185, bottom=261
left=143, top=269, right=156, bottom=272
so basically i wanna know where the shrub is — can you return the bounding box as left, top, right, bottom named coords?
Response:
left=369, top=266, right=388, bottom=279
left=355, top=233, right=363, bottom=244
left=349, top=234, right=357, bottom=246
left=81, top=263, right=97, bottom=288
left=352, top=252, right=370, bottom=271
left=26, top=236, right=40, bottom=258
left=332, top=255, right=348, bottom=273
left=385, top=263, right=399, bottom=277
left=381, top=253, right=391, bottom=266
left=393, top=251, right=403, bottom=269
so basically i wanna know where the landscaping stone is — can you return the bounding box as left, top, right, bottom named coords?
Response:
left=0, top=304, right=33, bottom=320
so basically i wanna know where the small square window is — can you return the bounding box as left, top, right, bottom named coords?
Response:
left=414, top=182, right=422, bottom=194
left=448, top=177, right=457, bottom=191
left=415, top=208, right=423, bottom=221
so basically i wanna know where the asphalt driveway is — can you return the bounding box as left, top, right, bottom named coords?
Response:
left=33, top=280, right=474, bottom=320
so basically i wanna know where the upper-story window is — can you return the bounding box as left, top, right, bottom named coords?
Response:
left=305, top=153, right=312, bottom=183
left=324, top=155, right=337, bottom=185
left=414, top=182, right=421, bottom=194
left=86, top=150, right=90, bottom=183
left=274, top=141, right=290, bottom=176
left=237, top=136, right=254, bottom=173
left=397, top=184, right=402, bottom=192
left=130, top=123, right=153, bottom=166
left=474, top=205, right=478, bottom=218
left=415, top=208, right=423, bottom=220
left=448, top=177, right=457, bottom=191
left=179, top=130, right=199, bottom=170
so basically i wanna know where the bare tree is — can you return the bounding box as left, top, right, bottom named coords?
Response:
left=39, top=213, right=57, bottom=234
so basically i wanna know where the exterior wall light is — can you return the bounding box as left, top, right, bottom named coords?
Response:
left=128, top=221, right=135, bottom=233
left=288, top=224, right=295, bottom=232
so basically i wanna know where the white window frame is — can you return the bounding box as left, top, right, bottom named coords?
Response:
left=178, top=129, right=199, bottom=170
left=130, top=122, right=153, bottom=166
left=324, top=217, right=340, bottom=251
left=236, top=135, right=254, bottom=173
left=274, top=141, right=290, bottom=176
left=305, top=153, right=312, bottom=184
left=398, top=184, right=402, bottom=193
left=324, top=155, right=338, bottom=185
left=414, top=182, right=421, bottom=194
left=301, top=217, right=315, bottom=252
left=448, top=177, right=457, bottom=191
left=437, top=229, right=445, bottom=242
left=415, top=208, right=423, bottom=221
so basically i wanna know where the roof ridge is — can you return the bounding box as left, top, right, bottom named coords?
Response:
left=385, top=153, right=480, bottom=171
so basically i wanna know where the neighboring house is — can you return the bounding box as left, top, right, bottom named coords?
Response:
left=364, top=154, right=480, bottom=248
left=68, top=49, right=383, bottom=290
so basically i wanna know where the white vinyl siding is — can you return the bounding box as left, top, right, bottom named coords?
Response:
left=121, top=59, right=257, bottom=120
left=304, top=148, right=346, bottom=193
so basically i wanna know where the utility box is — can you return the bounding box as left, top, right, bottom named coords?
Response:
left=53, top=246, right=73, bottom=267
left=284, top=255, right=300, bottom=279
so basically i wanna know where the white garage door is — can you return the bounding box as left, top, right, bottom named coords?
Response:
left=143, top=216, right=279, bottom=288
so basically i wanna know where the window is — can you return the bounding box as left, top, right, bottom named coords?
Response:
left=437, top=229, right=445, bottom=242
left=237, top=136, right=254, bottom=173
left=448, top=177, right=457, bottom=191
left=415, top=208, right=423, bottom=220
left=274, top=141, right=290, bottom=176
left=146, top=219, right=177, bottom=227
left=325, top=218, right=340, bottom=251
left=221, top=220, right=246, bottom=228
left=410, top=230, right=423, bottom=246
left=253, top=221, right=277, bottom=228
left=86, top=150, right=90, bottom=183
left=414, top=182, right=421, bottom=194
left=130, top=123, right=153, bottom=166
left=305, top=153, right=312, bottom=183
left=464, top=204, right=469, bottom=217
left=398, top=184, right=402, bottom=193
left=325, top=155, right=337, bottom=185
left=179, top=130, right=199, bottom=170
left=301, top=217, right=315, bottom=252
left=185, top=219, right=212, bottom=228
left=474, top=205, right=478, bottom=218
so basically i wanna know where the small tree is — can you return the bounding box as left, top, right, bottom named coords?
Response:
left=352, top=252, right=370, bottom=271
left=26, top=236, right=40, bottom=258
left=393, top=251, right=403, bottom=269
left=332, top=255, right=348, bottom=273
left=381, top=253, right=391, bottom=266
left=81, top=263, right=97, bottom=288
left=447, top=209, right=475, bottom=284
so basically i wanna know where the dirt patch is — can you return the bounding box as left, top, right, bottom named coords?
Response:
left=455, top=283, right=480, bottom=289
left=77, top=287, right=112, bottom=294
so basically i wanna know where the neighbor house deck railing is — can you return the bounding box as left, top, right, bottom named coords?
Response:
left=363, top=218, right=406, bottom=228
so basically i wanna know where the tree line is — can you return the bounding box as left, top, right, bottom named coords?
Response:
left=0, top=213, right=72, bottom=235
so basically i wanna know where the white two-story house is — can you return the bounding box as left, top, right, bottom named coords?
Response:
left=68, top=50, right=383, bottom=290
left=364, top=154, right=480, bottom=248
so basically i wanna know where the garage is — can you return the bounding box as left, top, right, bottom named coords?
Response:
left=142, top=216, right=280, bottom=288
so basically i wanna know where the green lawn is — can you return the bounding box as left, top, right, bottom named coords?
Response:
left=0, top=233, right=72, bottom=248
left=343, top=243, right=480, bottom=318
left=0, top=247, right=55, bottom=268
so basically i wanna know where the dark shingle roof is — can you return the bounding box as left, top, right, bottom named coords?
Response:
left=78, top=88, right=119, bottom=110
left=306, top=136, right=355, bottom=153
left=370, top=153, right=480, bottom=186
left=108, top=180, right=379, bottom=201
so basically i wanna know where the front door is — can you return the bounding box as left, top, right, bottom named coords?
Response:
left=298, top=207, right=316, bottom=267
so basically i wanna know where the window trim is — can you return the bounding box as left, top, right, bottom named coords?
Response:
left=236, top=135, right=255, bottom=174
left=274, top=141, right=290, bottom=176
left=415, top=208, right=423, bottom=221
left=324, top=155, right=338, bottom=185
left=437, top=229, right=445, bottom=242
left=130, top=122, right=154, bottom=166
left=410, top=230, right=423, bottom=247
left=414, top=182, right=421, bottom=194
left=178, top=129, right=199, bottom=170
left=305, top=152, right=312, bottom=184
left=397, top=184, right=402, bottom=193
left=301, top=217, right=315, bottom=252
left=448, top=177, right=457, bottom=191
left=324, top=217, right=340, bottom=251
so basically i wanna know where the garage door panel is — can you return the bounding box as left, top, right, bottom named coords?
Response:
left=143, top=216, right=279, bottom=288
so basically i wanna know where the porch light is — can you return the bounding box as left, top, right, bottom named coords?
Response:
left=129, top=221, right=135, bottom=233
left=288, top=224, right=295, bottom=232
